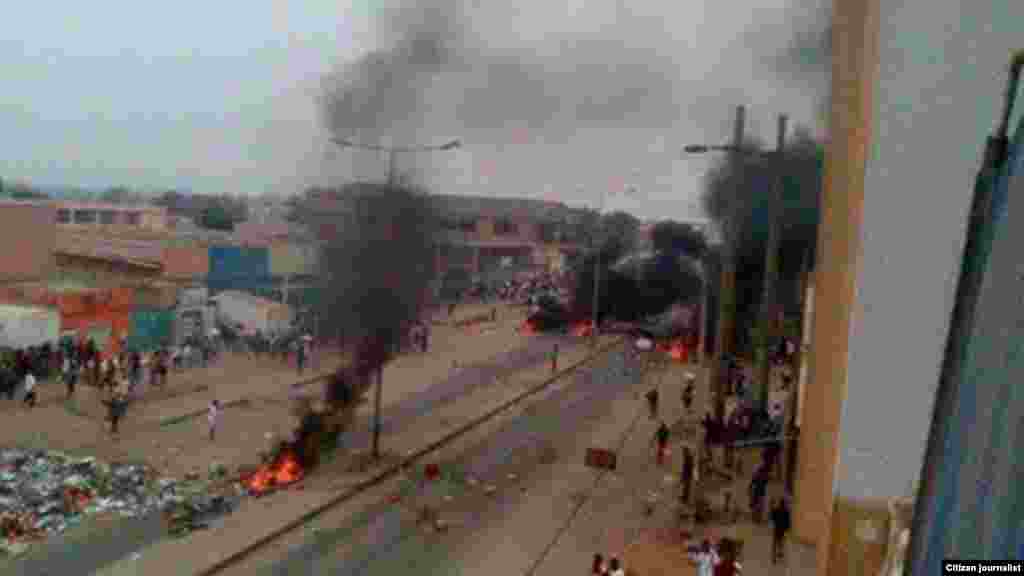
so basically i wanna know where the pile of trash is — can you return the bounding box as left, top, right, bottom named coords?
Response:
left=0, top=448, right=241, bottom=556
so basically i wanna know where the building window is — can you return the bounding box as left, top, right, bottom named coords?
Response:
left=100, top=210, right=117, bottom=225
left=495, top=218, right=517, bottom=235
left=56, top=209, right=71, bottom=224
left=73, top=210, right=97, bottom=224
left=124, top=212, right=141, bottom=226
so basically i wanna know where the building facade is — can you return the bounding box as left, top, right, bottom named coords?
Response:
left=54, top=201, right=168, bottom=232
left=794, top=1, right=1023, bottom=574
left=0, top=200, right=56, bottom=284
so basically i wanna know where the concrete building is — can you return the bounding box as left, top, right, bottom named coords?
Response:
left=299, top=187, right=586, bottom=283
left=793, top=1, right=1023, bottom=574
left=0, top=200, right=56, bottom=284
left=430, top=194, right=586, bottom=283
left=54, top=200, right=168, bottom=232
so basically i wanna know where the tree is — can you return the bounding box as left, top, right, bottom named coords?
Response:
left=700, top=128, right=823, bottom=354
left=314, top=181, right=437, bottom=458
left=5, top=181, right=48, bottom=200
left=99, top=186, right=140, bottom=204
left=198, top=203, right=237, bottom=231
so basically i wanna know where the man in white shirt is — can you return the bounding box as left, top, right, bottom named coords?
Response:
left=23, top=371, right=37, bottom=408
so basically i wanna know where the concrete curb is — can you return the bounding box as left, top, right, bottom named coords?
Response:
left=195, top=335, right=624, bottom=576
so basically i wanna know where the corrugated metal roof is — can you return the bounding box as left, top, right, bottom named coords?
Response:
left=56, top=232, right=164, bottom=266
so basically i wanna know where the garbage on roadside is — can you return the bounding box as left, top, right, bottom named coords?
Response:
left=0, top=447, right=243, bottom=555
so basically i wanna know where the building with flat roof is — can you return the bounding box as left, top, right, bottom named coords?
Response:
left=53, top=200, right=168, bottom=232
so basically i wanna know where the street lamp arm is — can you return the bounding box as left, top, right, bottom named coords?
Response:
left=683, top=144, right=772, bottom=157
left=330, top=137, right=461, bottom=153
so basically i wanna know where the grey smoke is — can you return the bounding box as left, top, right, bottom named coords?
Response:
left=319, top=0, right=832, bottom=210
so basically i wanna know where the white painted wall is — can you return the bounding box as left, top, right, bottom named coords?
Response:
left=836, top=0, right=1024, bottom=502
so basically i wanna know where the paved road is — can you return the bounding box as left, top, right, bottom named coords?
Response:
left=0, top=334, right=568, bottom=576
left=340, top=334, right=566, bottom=447
left=255, top=343, right=639, bottom=575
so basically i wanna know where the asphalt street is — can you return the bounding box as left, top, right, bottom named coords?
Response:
left=255, top=343, right=640, bottom=576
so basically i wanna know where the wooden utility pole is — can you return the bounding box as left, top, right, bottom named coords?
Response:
left=756, top=114, right=788, bottom=413
left=710, top=105, right=746, bottom=421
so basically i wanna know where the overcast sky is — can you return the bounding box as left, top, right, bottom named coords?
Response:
left=0, top=0, right=828, bottom=221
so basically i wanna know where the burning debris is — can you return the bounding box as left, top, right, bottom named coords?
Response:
left=242, top=447, right=304, bottom=496
left=571, top=320, right=594, bottom=338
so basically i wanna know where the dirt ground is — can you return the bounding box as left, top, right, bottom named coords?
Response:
left=0, top=303, right=528, bottom=471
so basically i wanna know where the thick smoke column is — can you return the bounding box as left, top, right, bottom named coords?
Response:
left=776, top=1, right=832, bottom=129
left=317, top=0, right=832, bottom=212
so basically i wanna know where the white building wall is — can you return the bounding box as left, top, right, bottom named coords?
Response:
left=836, top=0, right=1024, bottom=503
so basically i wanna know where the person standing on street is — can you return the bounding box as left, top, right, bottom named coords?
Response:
left=62, top=354, right=74, bottom=399
left=770, top=497, right=791, bottom=564
left=749, top=463, right=769, bottom=523
left=103, top=392, right=127, bottom=436
left=646, top=386, right=659, bottom=419
left=296, top=338, right=307, bottom=375
left=22, top=370, right=37, bottom=408
left=653, top=421, right=670, bottom=467
left=681, top=444, right=695, bottom=504
left=683, top=378, right=695, bottom=412
left=208, top=400, right=221, bottom=441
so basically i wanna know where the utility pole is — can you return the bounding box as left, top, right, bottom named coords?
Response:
left=710, top=105, right=746, bottom=421
left=591, top=223, right=601, bottom=347
left=784, top=243, right=813, bottom=493
left=330, top=136, right=460, bottom=460
left=372, top=147, right=399, bottom=460
left=756, top=114, right=788, bottom=414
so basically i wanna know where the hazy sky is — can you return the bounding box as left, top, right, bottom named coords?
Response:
left=1, top=0, right=828, bottom=221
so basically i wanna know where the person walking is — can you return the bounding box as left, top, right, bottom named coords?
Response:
left=607, top=557, right=625, bottom=576
left=683, top=377, right=695, bottom=413
left=653, top=421, right=670, bottom=467
left=296, top=338, right=307, bottom=375
left=207, top=400, right=221, bottom=441
left=103, top=392, right=127, bottom=436
left=646, top=386, right=659, bottom=419
left=62, top=354, right=74, bottom=399
left=22, top=370, right=37, bottom=408
left=550, top=343, right=559, bottom=374
left=749, top=463, right=769, bottom=523
left=591, top=553, right=608, bottom=575
left=770, top=497, right=792, bottom=564
left=681, top=444, right=695, bottom=504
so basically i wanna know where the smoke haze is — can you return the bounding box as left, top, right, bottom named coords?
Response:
left=316, top=0, right=831, bottom=219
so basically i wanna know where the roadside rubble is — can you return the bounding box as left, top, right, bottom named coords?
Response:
left=0, top=448, right=243, bottom=557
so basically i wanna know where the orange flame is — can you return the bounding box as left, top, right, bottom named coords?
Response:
left=668, top=339, right=688, bottom=362
left=571, top=321, right=593, bottom=338
left=245, top=449, right=304, bottom=495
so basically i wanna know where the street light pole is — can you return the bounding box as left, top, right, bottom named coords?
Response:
left=588, top=190, right=609, bottom=347
left=756, top=114, right=788, bottom=414
left=330, top=136, right=461, bottom=460
left=710, top=105, right=746, bottom=422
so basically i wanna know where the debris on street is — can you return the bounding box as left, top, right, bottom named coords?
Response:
left=0, top=447, right=244, bottom=555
